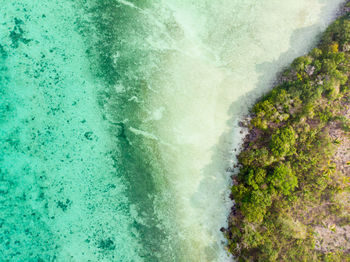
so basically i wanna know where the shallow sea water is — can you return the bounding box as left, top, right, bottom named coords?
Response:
left=0, top=0, right=344, bottom=261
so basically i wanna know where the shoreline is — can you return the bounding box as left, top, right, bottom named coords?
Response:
left=227, top=0, right=350, bottom=217
left=235, top=0, right=350, bottom=164
left=225, top=1, right=350, bottom=260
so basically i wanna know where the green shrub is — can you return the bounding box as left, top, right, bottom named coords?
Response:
left=239, top=147, right=274, bottom=166
left=292, top=56, right=313, bottom=72
left=270, top=126, right=296, bottom=158
left=269, top=163, right=298, bottom=196
left=241, top=189, right=272, bottom=222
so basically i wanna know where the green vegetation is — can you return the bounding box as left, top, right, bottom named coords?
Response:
left=226, top=11, right=350, bottom=262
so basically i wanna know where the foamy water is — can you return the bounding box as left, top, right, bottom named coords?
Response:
left=0, top=0, right=344, bottom=261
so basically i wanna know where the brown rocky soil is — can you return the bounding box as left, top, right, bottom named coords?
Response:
left=314, top=98, right=350, bottom=254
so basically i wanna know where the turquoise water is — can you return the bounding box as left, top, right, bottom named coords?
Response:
left=0, top=0, right=344, bottom=261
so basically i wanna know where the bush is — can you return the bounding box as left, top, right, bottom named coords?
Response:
left=310, top=48, right=322, bottom=58
left=292, top=56, right=313, bottom=72
left=269, top=163, right=298, bottom=196
left=239, top=147, right=274, bottom=166
left=252, top=100, right=277, bottom=129
left=270, top=126, right=296, bottom=158
left=241, top=189, right=272, bottom=222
